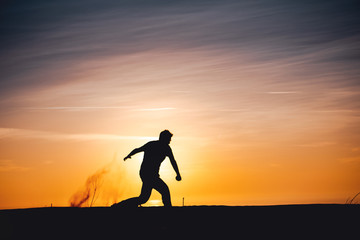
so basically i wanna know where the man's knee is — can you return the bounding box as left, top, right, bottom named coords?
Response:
left=162, top=184, right=170, bottom=193
left=138, top=194, right=150, bottom=204
left=138, top=187, right=152, bottom=204
left=159, top=185, right=171, bottom=201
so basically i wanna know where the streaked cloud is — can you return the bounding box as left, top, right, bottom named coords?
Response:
left=339, top=156, right=360, bottom=163
left=0, top=128, right=155, bottom=141
left=23, top=106, right=176, bottom=112
left=25, top=106, right=132, bottom=111
left=294, top=142, right=337, bottom=148
left=133, top=107, right=176, bottom=111
left=0, top=160, right=30, bottom=172
left=1, top=0, right=359, bottom=101
left=266, top=92, right=299, bottom=94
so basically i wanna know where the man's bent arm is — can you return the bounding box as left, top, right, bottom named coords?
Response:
left=124, top=147, right=144, bottom=160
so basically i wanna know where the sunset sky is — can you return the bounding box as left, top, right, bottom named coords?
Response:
left=1, top=0, right=359, bottom=209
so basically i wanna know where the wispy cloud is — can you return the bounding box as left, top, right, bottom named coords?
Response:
left=133, top=107, right=176, bottom=111
left=294, top=142, right=337, bottom=148
left=25, top=106, right=132, bottom=111
left=24, top=106, right=176, bottom=112
left=338, top=156, right=360, bottom=163
left=266, top=92, right=299, bottom=94
left=1, top=0, right=359, bottom=101
left=0, top=160, right=30, bottom=172
left=0, top=128, right=155, bottom=141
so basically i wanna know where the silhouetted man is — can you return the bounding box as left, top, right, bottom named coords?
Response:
left=113, top=130, right=181, bottom=207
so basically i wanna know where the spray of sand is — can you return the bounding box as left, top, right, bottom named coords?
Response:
left=69, top=153, right=125, bottom=207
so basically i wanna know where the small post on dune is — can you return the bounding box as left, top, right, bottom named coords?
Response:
left=182, top=197, right=184, bottom=207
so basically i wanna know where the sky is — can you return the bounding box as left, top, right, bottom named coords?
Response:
left=0, top=0, right=359, bottom=209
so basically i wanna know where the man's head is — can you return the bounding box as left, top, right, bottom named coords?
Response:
left=159, top=130, right=173, bottom=144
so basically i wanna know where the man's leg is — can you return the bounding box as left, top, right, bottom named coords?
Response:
left=153, top=178, right=172, bottom=207
left=137, top=181, right=152, bottom=205
left=112, top=197, right=138, bottom=207
left=112, top=181, right=152, bottom=207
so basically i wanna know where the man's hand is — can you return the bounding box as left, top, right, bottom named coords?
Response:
left=124, top=156, right=131, bottom=161
left=176, top=175, right=182, bottom=181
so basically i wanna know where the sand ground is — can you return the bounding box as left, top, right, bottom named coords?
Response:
left=1, top=204, right=359, bottom=239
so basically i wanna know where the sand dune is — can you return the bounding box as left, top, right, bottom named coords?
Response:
left=1, top=204, right=359, bottom=239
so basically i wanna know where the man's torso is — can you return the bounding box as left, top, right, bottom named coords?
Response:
left=140, top=141, right=171, bottom=177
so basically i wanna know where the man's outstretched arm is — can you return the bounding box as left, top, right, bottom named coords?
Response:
left=124, top=146, right=145, bottom=161
left=168, top=150, right=181, bottom=181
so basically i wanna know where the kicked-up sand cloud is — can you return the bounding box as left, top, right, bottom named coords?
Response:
left=69, top=154, right=125, bottom=207
left=69, top=168, right=108, bottom=207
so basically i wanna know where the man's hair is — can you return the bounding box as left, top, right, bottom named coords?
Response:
left=159, top=130, right=173, bottom=141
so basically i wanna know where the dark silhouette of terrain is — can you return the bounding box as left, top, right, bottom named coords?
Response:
left=1, top=204, right=359, bottom=239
